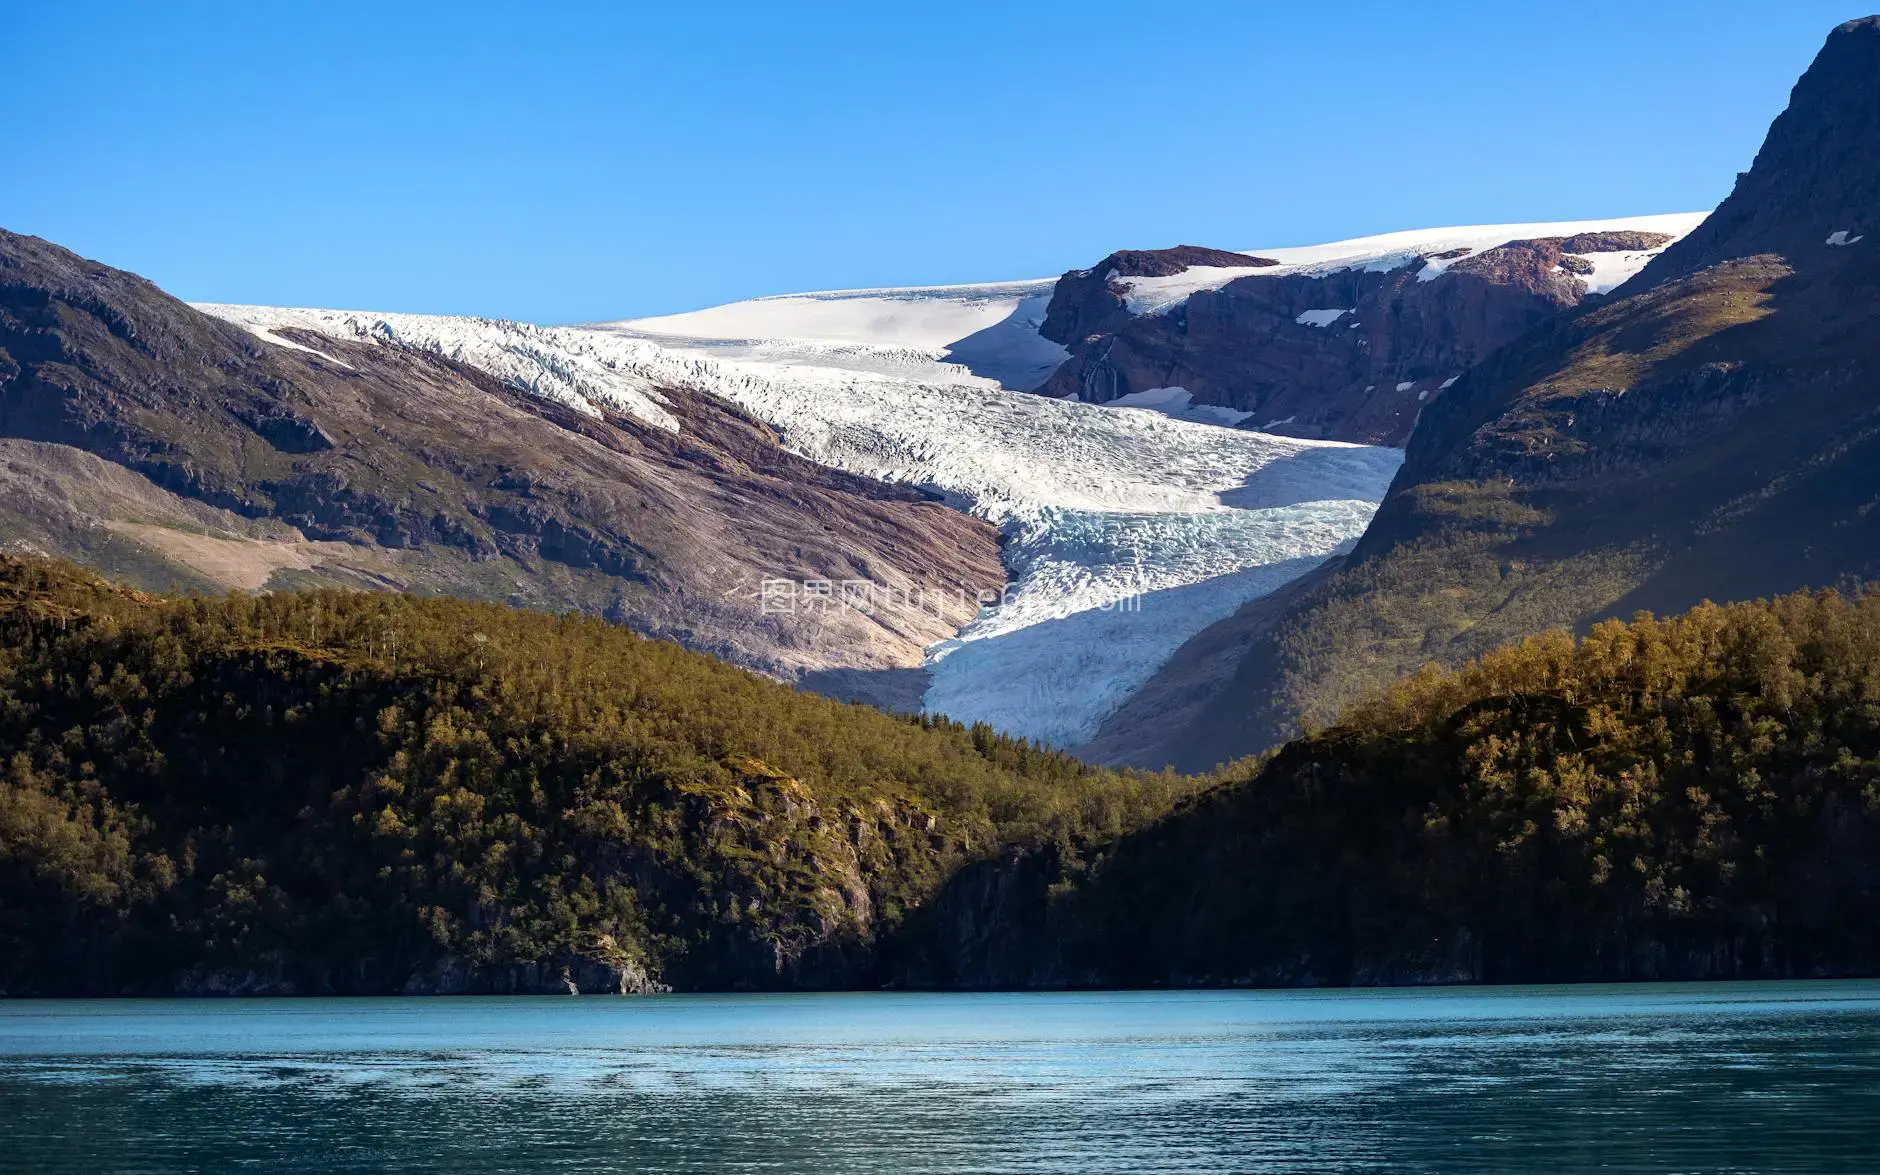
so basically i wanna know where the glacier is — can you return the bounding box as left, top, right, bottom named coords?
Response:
left=204, top=296, right=1399, bottom=748
left=198, top=214, right=1723, bottom=746
left=203, top=292, right=1398, bottom=748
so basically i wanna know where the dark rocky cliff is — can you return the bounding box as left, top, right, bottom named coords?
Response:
left=1628, top=16, right=1880, bottom=291
left=1035, top=232, right=1671, bottom=445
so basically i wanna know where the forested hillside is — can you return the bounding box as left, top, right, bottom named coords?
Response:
left=4, top=555, right=1877, bottom=993
left=0, top=556, right=1193, bottom=995
left=1028, top=591, right=1880, bottom=986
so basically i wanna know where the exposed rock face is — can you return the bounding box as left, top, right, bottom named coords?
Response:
left=397, top=956, right=671, bottom=996
left=1099, top=245, right=1280, bottom=279
left=1036, top=230, right=1673, bottom=445
left=1096, top=17, right=1880, bottom=770
left=1631, top=16, right=1879, bottom=289
left=0, top=229, right=1001, bottom=680
left=1039, top=245, right=1277, bottom=344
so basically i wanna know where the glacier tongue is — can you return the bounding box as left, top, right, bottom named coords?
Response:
left=922, top=499, right=1388, bottom=747
left=197, top=284, right=1400, bottom=750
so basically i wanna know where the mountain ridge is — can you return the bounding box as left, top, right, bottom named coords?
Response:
left=1093, top=15, right=1880, bottom=770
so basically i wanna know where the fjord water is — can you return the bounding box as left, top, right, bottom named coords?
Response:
left=2, top=984, right=1876, bottom=1173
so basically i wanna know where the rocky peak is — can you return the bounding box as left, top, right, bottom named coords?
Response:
left=1442, top=231, right=1675, bottom=295
left=1041, top=245, right=1275, bottom=345
left=1087, top=245, right=1277, bottom=280
left=1547, top=230, right=1680, bottom=254
left=1632, top=16, right=1880, bottom=289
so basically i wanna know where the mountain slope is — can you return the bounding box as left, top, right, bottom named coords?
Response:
left=1036, top=215, right=1705, bottom=445
left=0, top=556, right=1201, bottom=996
left=1102, top=16, right=1880, bottom=770
left=0, top=228, right=1002, bottom=682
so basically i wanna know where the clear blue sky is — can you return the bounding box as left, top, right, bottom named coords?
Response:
left=2, top=1, right=1864, bottom=322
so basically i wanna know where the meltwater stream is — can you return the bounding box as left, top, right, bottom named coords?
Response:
left=3, top=984, right=1877, bottom=1173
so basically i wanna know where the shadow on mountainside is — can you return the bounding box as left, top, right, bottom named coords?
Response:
left=940, top=290, right=1069, bottom=390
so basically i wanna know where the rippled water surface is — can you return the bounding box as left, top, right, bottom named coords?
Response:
left=3, top=984, right=1878, bottom=1173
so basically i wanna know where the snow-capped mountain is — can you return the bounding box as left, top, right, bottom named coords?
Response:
left=1037, top=213, right=1709, bottom=445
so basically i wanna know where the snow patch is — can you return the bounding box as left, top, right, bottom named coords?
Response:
left=1560, top=250, right=1665, bottom=295
left=1828, top=230, right=1865, bottom=247
left=1440, top=375, right=1460, bottom=389
left=1415, top=253, right=1467, bottom=283
left=1295, top=308, right=1352, bottom=327
left=1395, top=381, right=1415, bottom=392
left=1101, top=386, right=1253, bottom=427
left=231, top=320, right=354, bottom=369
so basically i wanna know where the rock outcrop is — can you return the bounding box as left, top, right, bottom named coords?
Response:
left=1630, top=16, right=1880, bottom=289
left=1036, top=230, right=1675, bottom=445
left=1039, top=245, right=1277, bottom=343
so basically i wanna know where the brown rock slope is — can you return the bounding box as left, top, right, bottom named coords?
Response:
left=1089, top=15, right=1880, bottom=770
left=0, top=229, right=1002, bottom=680
left=1038, top=233, right=1672, bottom=445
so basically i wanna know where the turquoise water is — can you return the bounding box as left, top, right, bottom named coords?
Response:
left=2, top=983, right=1877, bottom=1173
